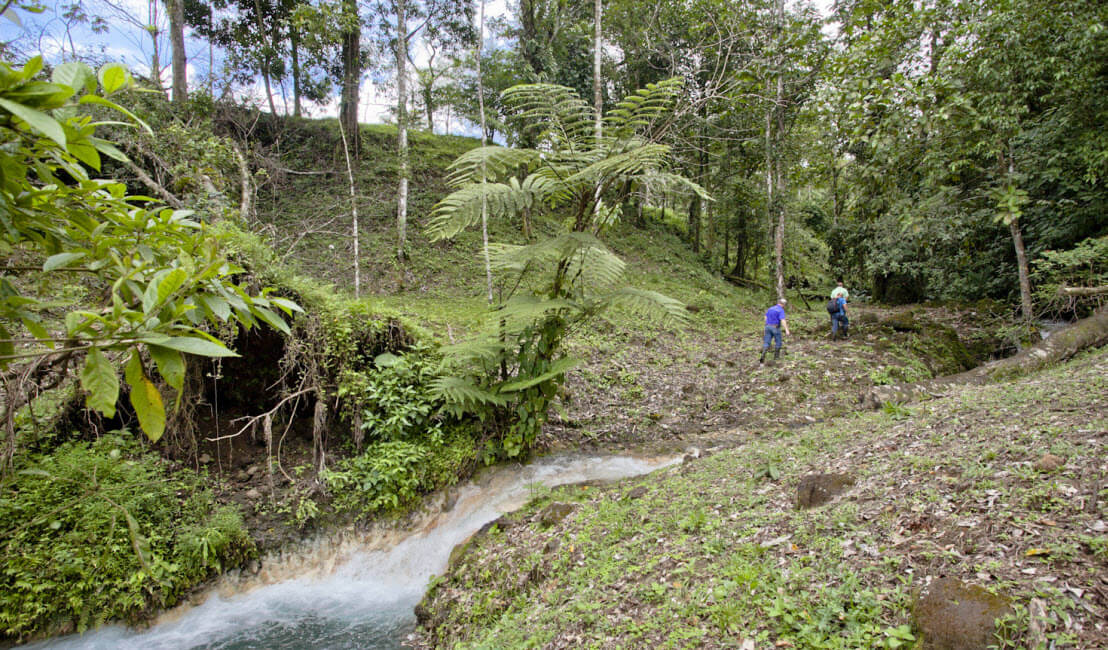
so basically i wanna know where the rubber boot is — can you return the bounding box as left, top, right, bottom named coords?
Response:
left=773, top=348, right=781, bottom=361
left=759, top=350, right=766, bottom=364
left=842, top=325, right=849, bottom=338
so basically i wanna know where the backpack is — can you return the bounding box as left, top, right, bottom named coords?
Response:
left=826, top=299, right=839, bottom=315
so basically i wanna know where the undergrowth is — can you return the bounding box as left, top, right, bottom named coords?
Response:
left=0, top=433, right=254, bottom=641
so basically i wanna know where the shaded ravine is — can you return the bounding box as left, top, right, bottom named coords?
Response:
left=29, top=453, right=681, bottom=650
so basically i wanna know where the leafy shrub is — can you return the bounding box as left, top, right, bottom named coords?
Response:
left=322, top=440, right=430, bottom=516
left=1033, top=235, right=1108, bottom=316
left=0, top=435, right=254, bottom=640
left=337, top=348, right=444, bottom=444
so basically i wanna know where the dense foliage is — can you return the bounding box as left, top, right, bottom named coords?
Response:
left=0, top=433, right=254, bottom=639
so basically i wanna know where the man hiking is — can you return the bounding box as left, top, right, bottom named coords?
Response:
left=760, top=298, right=790, bottom=364
left=829, top=279, right=849, bottom=339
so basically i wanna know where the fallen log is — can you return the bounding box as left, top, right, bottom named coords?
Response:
left=861, top=305, right=1108, bottom=408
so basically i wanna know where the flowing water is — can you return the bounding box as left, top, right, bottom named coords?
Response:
left=31, top=453, right=680, bottom=650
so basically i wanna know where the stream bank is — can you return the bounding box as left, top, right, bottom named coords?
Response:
left=29, top=453, right=680, bottom=650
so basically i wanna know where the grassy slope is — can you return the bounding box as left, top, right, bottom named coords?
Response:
left=416, top=345, right=1108, bottom=649
left=256, top=120, right=1009, bottom=453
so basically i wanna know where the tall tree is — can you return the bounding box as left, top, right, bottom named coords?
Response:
left=166, top=0, right=187, bottom=105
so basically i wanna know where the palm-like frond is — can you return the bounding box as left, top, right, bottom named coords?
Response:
left=488, top=232, right=625, bottom=285
left=562, top=144, right=672, bottom=190
left=498, top=356, right=578, bottom=392
left=637, top=170, right=713, bottom=202
left=427, top=176, right=558, bottom=241
left=501, top=84, right=594, bottom=149
left=599, top=287, right=689, bottom=324
left=603, top=77, right=685, bottom=139
left=491, top=294, right=580, bottom=334
left=445, top=146, right=541, bottom=188
left=430, top=376, right=509, bottom=413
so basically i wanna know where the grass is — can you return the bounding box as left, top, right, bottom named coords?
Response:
left=416, top=344, right=1108, bottom=648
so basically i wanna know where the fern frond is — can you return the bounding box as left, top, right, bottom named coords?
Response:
left=438, top=337, right=511, bottom=366
left=427, top=179, right=553, bottom=241
left=492, top=294, right=581, bottom=333
left=604, top=77, right=684, bottom=139
left=600, top=287, right=689, bottom=324
left=498, top=356, right=579, bottom=392
left=445, top=146, right=541, bottom=188
left=430, top=376, right=509, bottom=409
left=562, top=144, right=672, bottom=190
left=638, top=170, right=713, bottom=202
left=502, top=84, right=594, bottom=149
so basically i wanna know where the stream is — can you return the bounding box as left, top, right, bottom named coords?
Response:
left=31, top=453, right=680, bottom=650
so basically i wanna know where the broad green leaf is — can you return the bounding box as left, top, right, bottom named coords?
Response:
left=21, top=317, right=53, bottom=348
left=197, top=295, right=231, bottom=322
left=78, top=94, right=152, bottom=135
left=157, top=268, right=188, bottom=304
left=138, top=335, right=239, bottom=357
left=252, top=305, right=290, bottom=334
left=68, top=141, right=101, bottom=170
left=270, top=297, right=304, bottom=314
left=89, top=137, right=129, bottom=162
left=148, top=343, right=185, bottom=394
left=98, top=64, right=129, bottom=94
left=52, top=62, right=96, bottom=94
left=125, top=351, right=165, bottom=442
left=0, top=324, right=13, bottom=367
left=374, top=352, right=401, bottom=368
left=0, top=97, right=67, bottom=148
left=80, top=347, right=119, bottom=417
left=43, top=251, right=85, bottom=271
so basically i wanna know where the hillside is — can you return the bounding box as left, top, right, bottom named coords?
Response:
left=252, top=119, right=1014, bottom=453
left=415, top=344, right=1108, bottom=648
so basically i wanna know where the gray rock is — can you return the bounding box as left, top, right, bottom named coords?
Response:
left=198, top=453, right=212, bottom=464
left=244, top=488, right=262, bottom=500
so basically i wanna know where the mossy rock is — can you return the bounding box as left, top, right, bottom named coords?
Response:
left=913, top=577, right=1013, bottom=650
left=881, top=312, right=923, bottom=333
left=796, top=473, right=855, bottom=508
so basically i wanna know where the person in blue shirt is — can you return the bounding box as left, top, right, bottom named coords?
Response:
left=760, top=298, right=790, bottom=364
left=830, top=294, right=848, bottom=339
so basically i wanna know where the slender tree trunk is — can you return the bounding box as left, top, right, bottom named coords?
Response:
left=591, top=0, right=603, bottom=224
left=771, top=0, right=786, bottom=301
left=830, top=151, right=840, bottom=226
left=476, top=0, right=493, bottom=304
left=338, top=119, right=360, bottom=297
left=395, top=0, right=410, bottom=261
left=1011, top=217, right=1033, bottom=322
left=252, top=0, right=278, bottom=116
left=291, top=30, right=302, bottom=117
left=166, top=0, right=187, bottom=106
left=208, top=4, right=214, bottom=96
left=339, top=0, right=361, bottom=153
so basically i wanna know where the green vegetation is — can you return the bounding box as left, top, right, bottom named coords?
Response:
left=417, top=345, right=1108, bottom=648
left=0, top=433, right=253, bottom=640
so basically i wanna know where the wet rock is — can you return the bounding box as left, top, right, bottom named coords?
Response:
left=442, top=489, right=459, bottom=513
left=624, top=485, right=649, bottom=500
left=913, top=577, right=1012, bottom=650
left=682, top=447, right=701, bottom=464
left=539, top=502, right=577, bottom=528
left=1033, top=453, right=1064, bottom=472
left=796, top=473, right=855, bottom=509
left=246, top=464, right=260, bottom=476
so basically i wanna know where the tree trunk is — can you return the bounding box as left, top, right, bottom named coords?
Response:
left=862, top=305, right=1108, bottom=409
left=476, top=0, right=493, bottom=304
left=166, top=0, right=187, bottom=106
left=395, top=0, right=410, bottom=261
left=339, top=0, right=361, bottom=153
left=1011, top=217, right=1033, bottom=323
left=252, top=0, right=278, bottom=116
left=591, top=0, right=602, bottom=222
left=772, top=0, right=786, bottom=301
left=338, top=118, right=360, bottom=297
left=291, top=30, right=302, bottom=117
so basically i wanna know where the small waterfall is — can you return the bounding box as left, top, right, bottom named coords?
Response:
left=31, top=453, right=679, bottom=650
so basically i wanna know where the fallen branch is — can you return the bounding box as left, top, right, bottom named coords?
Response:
left=230, top=141, right=254, bottom=221
left=123, top=157, right=183, bottom=209
left=861, top=305, right=1108, bottom=409
left=1060, top=285, right=1108, bottom=297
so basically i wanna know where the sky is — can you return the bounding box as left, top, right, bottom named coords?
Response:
left=1, top=0, right=832, bottom=135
